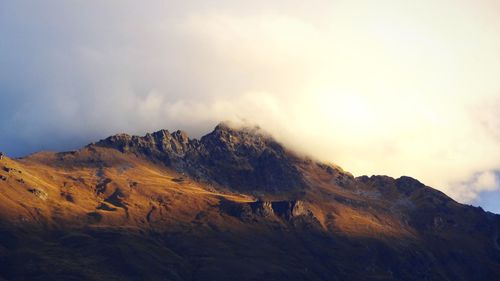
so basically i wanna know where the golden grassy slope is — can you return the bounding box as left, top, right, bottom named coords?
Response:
left=0, top=146, right=415, bottom=241
left=0, top=148, right=254, bottom=232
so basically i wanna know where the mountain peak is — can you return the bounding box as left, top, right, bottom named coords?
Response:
left=201, top=122, right=272, bottom=151
left=206, top=122, right=265, bottom=142
left=212, top=121, right=261, bottom=133
left=91, top=123, right=305, bottom=193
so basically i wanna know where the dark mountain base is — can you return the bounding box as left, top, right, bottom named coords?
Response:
left=2, top=221, right=500, bottom=281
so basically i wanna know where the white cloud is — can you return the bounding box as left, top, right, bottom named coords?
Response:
left=454, top=171, right=499, bottom=203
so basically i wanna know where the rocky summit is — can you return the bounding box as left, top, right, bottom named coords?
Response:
left=0, top=123, right=499, bottom=281
left=92, top=123, right=306, bottom=193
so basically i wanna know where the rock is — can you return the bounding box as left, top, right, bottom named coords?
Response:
left=291, top=200, right=307, bottom=217
left=28, top=188, right=48, bottom=200
left=104, top=188, right=127, bottom=210
left=60, top=192, right=75, bottom=202
left=395, top=176, right=426, bottom=195
left=219, top=199, right=254, bottom=220
left=95, top=178, right=112, bottom=195
left=270, top=200, right=309, bottom=220
left=433, top=216, right=444, bottom=230
left=92, top=123, right=307, bottom=193
left=97, top=203, right=117, bottom=211
left=195, top=124, right=306, bottom=193
left=171, top=177, right=184, bottom=183
left=250, top=201, right=275, bottom=217
left=222, top=199, right=313, bottom=222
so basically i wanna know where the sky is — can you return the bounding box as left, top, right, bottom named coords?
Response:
left=1, top=0, right=500, bottom=212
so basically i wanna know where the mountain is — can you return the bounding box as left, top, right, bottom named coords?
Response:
left=0, top=123, right=499, bottom=281
left=92, top=123, right=306, bottom=193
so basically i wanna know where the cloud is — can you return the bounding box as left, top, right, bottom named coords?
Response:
left=454, top=171, right=499, bottom=203
left=1, top=0, right=500, bottom=208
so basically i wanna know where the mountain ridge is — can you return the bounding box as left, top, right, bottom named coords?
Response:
left=89, top=122, right=313, bottom=194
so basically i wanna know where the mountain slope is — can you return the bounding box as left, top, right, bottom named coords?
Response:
left=0, top=123, right=499, bottom=281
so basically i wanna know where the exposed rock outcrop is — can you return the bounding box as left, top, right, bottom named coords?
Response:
left=28, top=188, right=48, bottom=200
left=92, top=123, right=306, bottom=193
left=220, top=199, right=314, bottom=222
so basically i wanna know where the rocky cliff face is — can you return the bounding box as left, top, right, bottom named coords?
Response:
left=220, top=199, right=314, bottom=222
left=93, top=129, right=193, bottom=163
left=92, top=123, right=306, bottom=193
